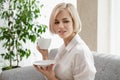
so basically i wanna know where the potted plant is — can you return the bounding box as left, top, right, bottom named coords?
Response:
left=0, top=0, right=47, bottom=70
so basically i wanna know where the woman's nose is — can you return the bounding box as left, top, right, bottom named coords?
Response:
left=58, top=22, right=64, bottom=28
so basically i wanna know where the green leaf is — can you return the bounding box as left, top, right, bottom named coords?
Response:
left=8, top=21, right=13, bottom=26
left=23, top=38, right=26, bottom=43
left=10, top=51, right=15, bottom=56
left=26, top=49, right=31, bottom=58
left=40, top=4, right=44, bottom=8
left=17, top=29, right=21, bottom=35
left=29, top=35, right=36, bottom=42
left=4, top=53, right=10, bottom=59
left=34, top=27, right=36, bottom=32
left=1, top=53, right=5, bottom=58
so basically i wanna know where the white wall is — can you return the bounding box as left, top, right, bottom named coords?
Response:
left=77, top=0, right=97, bottom=51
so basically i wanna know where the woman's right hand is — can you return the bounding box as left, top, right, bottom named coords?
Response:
left=36, top=45, right=48, bottom=60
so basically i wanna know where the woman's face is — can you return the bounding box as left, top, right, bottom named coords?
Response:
left=53, top=9, right=74, bottom=39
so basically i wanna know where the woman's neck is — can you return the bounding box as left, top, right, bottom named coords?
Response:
left=64, top=33, right=76, bottom=46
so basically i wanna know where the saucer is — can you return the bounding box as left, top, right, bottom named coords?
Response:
left=33, top=60, right=55, bottom=67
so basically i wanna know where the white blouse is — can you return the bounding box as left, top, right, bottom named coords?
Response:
left=54, top=34, right=96, bottom=80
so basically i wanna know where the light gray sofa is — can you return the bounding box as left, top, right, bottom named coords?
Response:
left=0, top=48, right=120, bottom=80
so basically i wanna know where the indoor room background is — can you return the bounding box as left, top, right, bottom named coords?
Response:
left=0, top=0, right=120, bottom=71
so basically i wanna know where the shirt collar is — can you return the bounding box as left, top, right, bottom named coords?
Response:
left=65, top=34, right=81, bottom=52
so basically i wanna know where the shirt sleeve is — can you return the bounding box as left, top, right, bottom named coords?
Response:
left=72, top=51, right=96, bottom=80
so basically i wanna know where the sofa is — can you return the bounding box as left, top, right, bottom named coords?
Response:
left=0, top=48, right=120, bottom=80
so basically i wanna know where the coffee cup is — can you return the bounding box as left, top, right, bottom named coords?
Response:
left=37, top=38, right=51, bottom=49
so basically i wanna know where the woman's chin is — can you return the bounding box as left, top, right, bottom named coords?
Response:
left=59, top=35, right=67, bottom=39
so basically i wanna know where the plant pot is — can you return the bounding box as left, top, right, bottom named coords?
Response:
left=2, top=66, right=21, bottom=71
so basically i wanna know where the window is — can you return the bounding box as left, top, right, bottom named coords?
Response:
left=98, top=0, right=120, bottom=54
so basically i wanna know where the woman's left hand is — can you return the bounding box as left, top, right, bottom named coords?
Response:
left=33, top=64, right=56, bottom=80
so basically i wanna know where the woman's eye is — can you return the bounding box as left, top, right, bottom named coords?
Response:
left=54, top=21, right=59, bottom=24
left=63, top=20, right=70, bottom=23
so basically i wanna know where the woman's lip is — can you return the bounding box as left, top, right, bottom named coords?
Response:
left=58, top=31, right=66, bottom=34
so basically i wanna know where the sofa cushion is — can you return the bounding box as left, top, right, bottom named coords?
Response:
left=49, top=48, right=58, bottom=60
left=93, top=52, right=120, bottom=80
left=0, top=66, right=46, bottom=80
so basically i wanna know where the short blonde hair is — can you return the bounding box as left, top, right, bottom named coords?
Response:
left=49, top=3, right=82, bottom=34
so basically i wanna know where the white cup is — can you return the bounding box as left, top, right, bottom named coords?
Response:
left=37, top=38, right=51, bottom=49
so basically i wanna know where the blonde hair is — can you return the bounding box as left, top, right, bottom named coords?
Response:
left=49, top=3, right=82, bottom=34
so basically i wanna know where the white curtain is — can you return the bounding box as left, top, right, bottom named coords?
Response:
left=110, top=0, right=120, bottom=54
left=98, top=0, right=120, bottom=54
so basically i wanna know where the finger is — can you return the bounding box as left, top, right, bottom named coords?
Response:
left=36, top=45, right=40, bottom=50
left=38, top=67, right=48, bottom=73
left=33, top=65, right=40, bottom=71
left=45, top=66, right=49, bottom=70
left=48, top=64, right=54, bottom=71
left=50, top=64, right=54, bottom=68
left=36, top=45, right=39, bottom=51
left=41, top=67, right=46, bottom=70
left=34, top=65, right=45, bottom=72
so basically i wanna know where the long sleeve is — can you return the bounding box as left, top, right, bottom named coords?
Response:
left=72, top=51, right=96, bottom=80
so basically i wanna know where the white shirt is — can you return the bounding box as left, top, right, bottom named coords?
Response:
left=54, top=34, right=96, bottom=80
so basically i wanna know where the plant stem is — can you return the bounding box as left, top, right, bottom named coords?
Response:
left=16, top=39, right=19, bottom=66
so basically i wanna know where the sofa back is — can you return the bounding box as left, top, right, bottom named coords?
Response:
left=93, top=52, right=120, bottom=80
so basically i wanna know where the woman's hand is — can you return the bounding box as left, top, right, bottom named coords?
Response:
left=36, top=45, right=48, bottom=60
left=33, top=64, right=57, bottom=80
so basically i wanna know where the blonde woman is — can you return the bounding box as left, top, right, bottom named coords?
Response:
left=34, top=3, right=96, bottom=80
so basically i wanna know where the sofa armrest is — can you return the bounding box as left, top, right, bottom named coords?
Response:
left=0, top=66, right=46, bottom=80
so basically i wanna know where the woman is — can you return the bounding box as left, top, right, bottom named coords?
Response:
left=34, top=3, right=96, bottom=80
